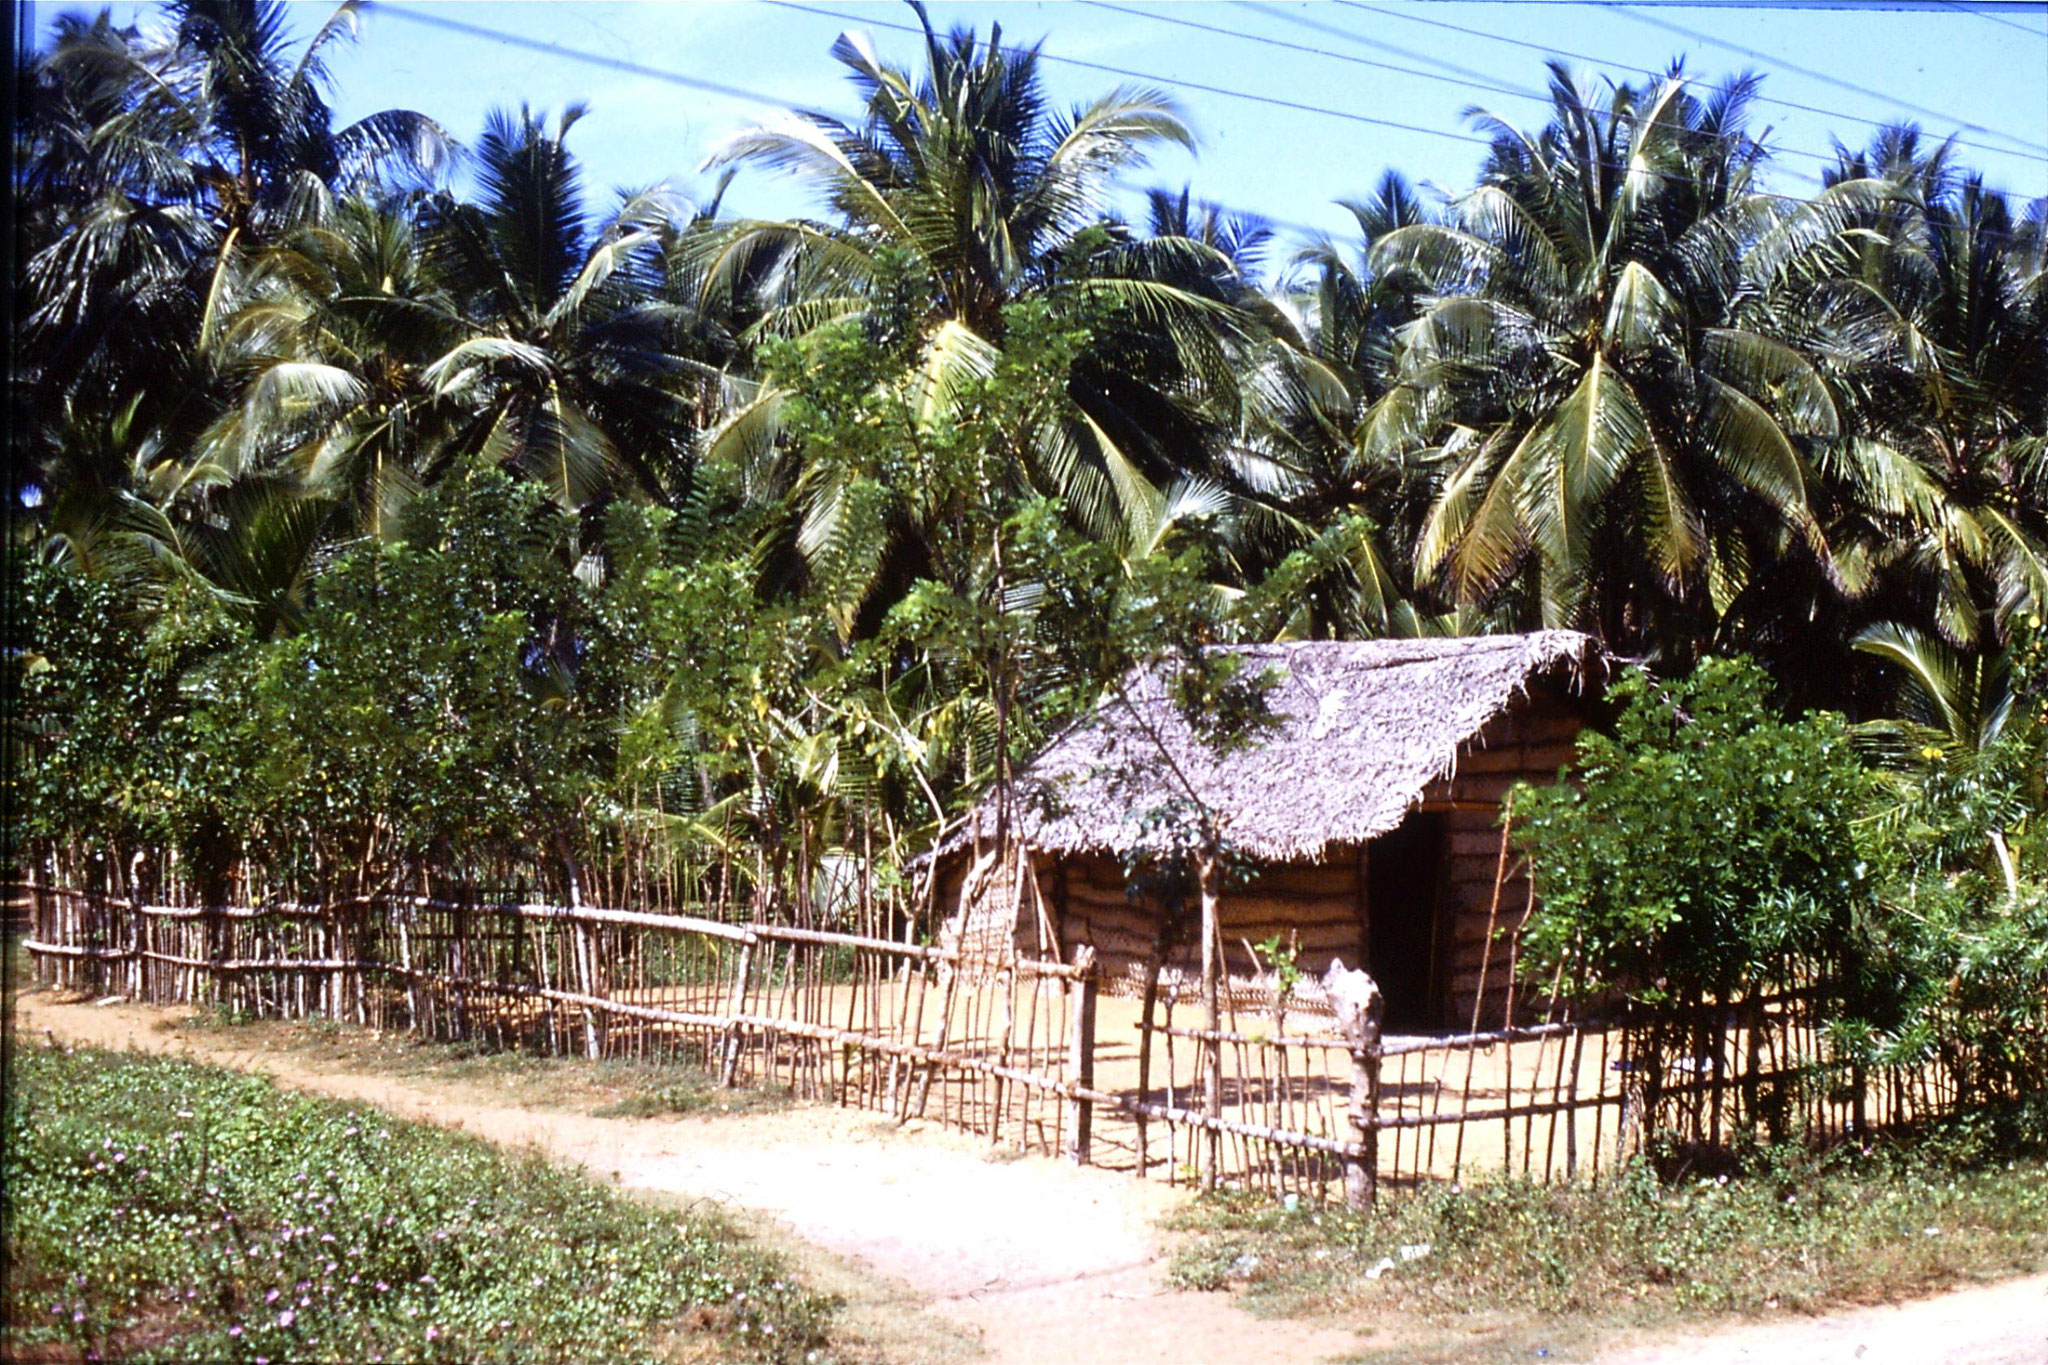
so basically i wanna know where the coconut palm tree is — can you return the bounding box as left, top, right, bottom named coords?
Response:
left=698, top=5, right=1256, bottom=579
left=16, top=0, right=456, bottom=563
left=160, top=0, right=455, bottom=235
left=1371, top=63, right=1882, bottom=653
left=16, top=12, right=218, bottom=509
left=415, top=105, right=734, bottom=512
left=1194, top=171, right=1437, bottom=637
left=191, top=188, right=465, bottom=539
left=1795, top=132, right=2048, bottom=650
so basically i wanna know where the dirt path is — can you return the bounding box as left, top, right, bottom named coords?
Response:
left=14, top=992, right=1364, bottom=1365
left=1593, top=1272, right=2048, bottom=1365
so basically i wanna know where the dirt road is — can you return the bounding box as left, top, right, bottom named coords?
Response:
left=1594, top=1273, right=2048, bottom=1365
left=15, top=991, right=2047, bottom=1365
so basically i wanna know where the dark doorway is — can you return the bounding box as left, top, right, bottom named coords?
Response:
left=1365, top=811, right=1449, bottom=1031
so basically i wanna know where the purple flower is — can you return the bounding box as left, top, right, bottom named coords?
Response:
left=265, top=1289, right=280, bottom=1304
left=228, top=1326, right=243, bottom=1338
left=72, top=1311, right=85, bottom=1324
left=374, top=1282, right=389, bottom=1293
left=425, top=1327, right=440, bottom=1342
left=276, top=1310, right=295, bottom=1328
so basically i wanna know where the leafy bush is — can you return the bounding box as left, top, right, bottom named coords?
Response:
left=1511, top=657, right=1878, bottom=1004
left=4, top=1045, right=837, bottom=1363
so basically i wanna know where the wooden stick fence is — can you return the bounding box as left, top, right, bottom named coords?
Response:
left=24, top=883, right=1943, bottom=1209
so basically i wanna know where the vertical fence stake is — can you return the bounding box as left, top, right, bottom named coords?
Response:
left=572, top=920, right=603, bottom=1061
left=1064, top=947, right=1098, bottom=1165
left=719, top=938, right=756, bottom=1087
left=1197, top=849, right=1224, bottom=1192
left=1327, top=960, right=1385, bottom=1211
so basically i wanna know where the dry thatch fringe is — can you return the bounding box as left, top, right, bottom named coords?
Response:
left=951, top=631, right=1605, bottom=864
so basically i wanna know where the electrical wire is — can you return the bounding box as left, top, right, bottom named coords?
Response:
left=1083, top=1, right=1545, bottom=106
left=1104, top=1, right=1981, bottom=182
left=1331, top=0, right=2048, bottom=164
left=772, top=0, right=1888, bottom=192
left=764, top=0, right=1503, bottom=151
left=1935, top=0, right=2048, bottom=41
left=372, top=5, right=827, bottom=117
left=1592, top=1, right=2048, bottom=154
left=363, top=1, right=2044, bottom=250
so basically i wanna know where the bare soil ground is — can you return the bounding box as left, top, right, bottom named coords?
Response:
left=1593, top=1273, right=2048, bottom=1365
left=14, top=988, right=2047, bottom=1365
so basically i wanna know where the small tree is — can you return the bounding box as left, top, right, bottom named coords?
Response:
left=1512, top=657, right=1878, bottom=1006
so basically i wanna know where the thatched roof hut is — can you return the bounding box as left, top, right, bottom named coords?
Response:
left=933, top=631, right=1608, bottom=1030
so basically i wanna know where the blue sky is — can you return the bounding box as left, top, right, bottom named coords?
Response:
left=32, top=1, right=2048, bottom=257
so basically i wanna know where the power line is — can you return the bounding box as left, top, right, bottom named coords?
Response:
left=764, top=0, right=1502, bottom=151
left=1589, top=1, right=2048, bottom=155
left=1082, top=1, right=1544, bottom=108
left=773, top=1, right=1860, bottom=191
left=368, top=1, right=1374, bottom=239
left=1253, top=4, right=1547, bottom=96
left=718, top=4, right=2043, bottom=241
left=1105, top=1, right=1966, bottom=182
left=361, top=1, right=2043, bottom=250
left=1331, top=0, right=2048, bottom=166
left=369, top=5, right=833, bottom=118
left=1937, top=0, right=2048, bottom=40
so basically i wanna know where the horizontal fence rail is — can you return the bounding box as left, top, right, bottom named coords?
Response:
left=24, top=883, right=1952, bottom=1207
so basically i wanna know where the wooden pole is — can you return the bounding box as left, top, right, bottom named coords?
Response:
left=1134, top=949, right=1165, bottom=1176
left=1327, top=960, right=1385, bottom=1210
left=1197, top=847, right=1224, bottom=1192
left=719, top=940, right=756, bottom=1087
left=1064, top=947, right=1098, bottom=1165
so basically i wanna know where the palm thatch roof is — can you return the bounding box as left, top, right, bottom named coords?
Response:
left=955, top=631, right=1605, bottom=864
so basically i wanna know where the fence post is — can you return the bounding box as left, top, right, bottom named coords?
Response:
left=204, top=901, right=225, bottom=1012
left=1197, top=849, right=1224, bottom=1192
left=572, top=917, right=604, bottom=1061
left=719, top=937, right=756, bottom=1087
left=1064, top=947, right=1098, bottom=1165
left=126, top=897, right=142, bottom=1000
left=397, top=910, right=421, bottom=1034
left=1326, top=960, right=1385, bottom=1211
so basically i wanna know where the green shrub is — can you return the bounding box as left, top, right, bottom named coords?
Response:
left=1512, top=657, right=1878, bottom=1005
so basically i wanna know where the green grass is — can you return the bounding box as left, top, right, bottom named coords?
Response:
left=3, top=1043, right=839, bottom=1364
left=1168, top=1125, right=2048, bottom=1364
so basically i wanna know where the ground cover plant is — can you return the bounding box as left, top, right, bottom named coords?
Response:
left=2, top=1043, right=838, bottom=1364
left=1168, top=1128, right=2048, bottom=1364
